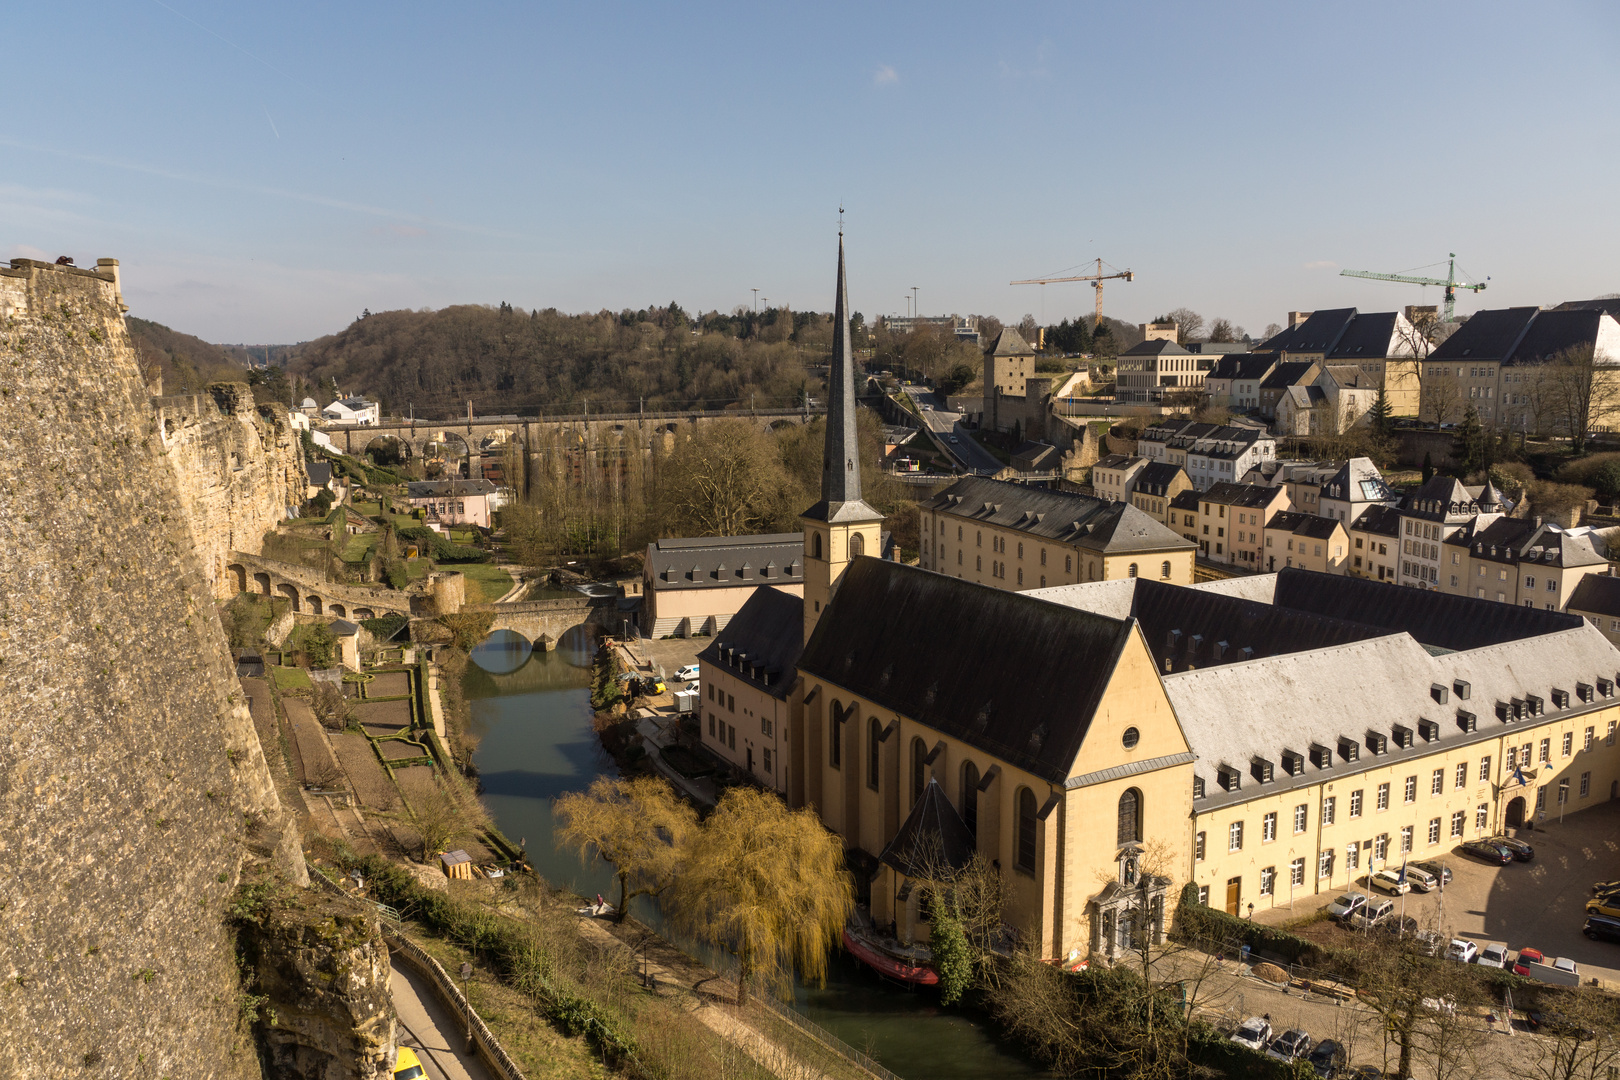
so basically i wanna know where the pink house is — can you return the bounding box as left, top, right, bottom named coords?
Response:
left=405, top=479, right=506, bottom=530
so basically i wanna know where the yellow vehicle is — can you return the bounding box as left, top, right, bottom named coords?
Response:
left=393, top=1047, right=425, bottom=1080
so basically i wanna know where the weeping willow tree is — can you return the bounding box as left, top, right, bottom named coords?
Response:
left=553, top=776, right=697, bottom=923
left=670, top=787, right=853, bottom=1005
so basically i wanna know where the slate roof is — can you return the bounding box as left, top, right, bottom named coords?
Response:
left=878, top=779, right=978, bottom=879
left=1169, top=489, right=1202, bottom=513
left=646, top=533, right=803, bottom=591
left=800, top=559, right=1136, bottom=784
left=1351, top=504, right=1403, bottom=538
left=1259, top=361, right=1319, bottom=390
left=1509, top=309, right=1608, bottom=364
left=1399, top=475, right=1481, bottom=522
left=1120, top=338, right=1191, bottom=357
left=1266, top=308, right=1358, bottom=354
left=1095, top=453, right=1138, bottom=471
left=1175, top=624, right=1620, bottom=812
left=1198, top=481, right=1284, bottom=509
left=698, top=586, right=803, bottom=700
left=1428, top=307, right=1540, bottom=362
left=1134, top=462, right=1187, bottom=498
left=1325, top=311, right=1403, bottom=358
left=407, top=479, right=498, bottom=499
left=926, top=476, right=1194, bottom=554
left=1454, top=518, right=1607, bottom=569
left=986, top=328, right=1036, bottom=356
left=1324, top=365, right=1376, bottom=389
left=1321, top=458, right=1394, bottom=504
left=1555, top=298, right=1620, bottom=320
left=306, top=462, right=333, bottom=486
left=1567, top=574, right=1620, bottom=618
left=1265, top=511, right=1343, bottom=540
left=1284, top=385, right=1327, bottom=408
left=1207, top=353, right=1278, bottom=382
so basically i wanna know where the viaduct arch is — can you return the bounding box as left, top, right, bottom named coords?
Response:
left=226, top=552, right=414, bottom=619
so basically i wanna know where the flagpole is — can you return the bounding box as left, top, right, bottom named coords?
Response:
left=1398, top=855, right=1409, bottom=933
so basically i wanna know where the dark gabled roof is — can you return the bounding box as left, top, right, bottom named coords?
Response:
left=1199, top=481, right=1285, bottom=509
left=986, top=328, right=1036, bottom=357
left=698, top=586, right=803, bottom=700
left=1126, top=576, right=1387, bottom=672
left=1134, top=462, right=1187, bottom=497
left=1259, top=361, right=1318, bottom=390
left=1428, top=307, right=1539, bottom=362
left=1508, top=309, right=1607, bottom=364
left=1169, top=489, right=1201, bottom=511
left=800, top=559, right=1135, bottom=784
left=1458, top=518, right=1606, bottom=569
left=1555, top=297, right=1620, bottom=319
left=1351, top=503, right=1403, bottom=537
left=1094, top=453, right=1139, bottom=470
left=1274, top=308, right=1357, bottom=354
left=646, top=533, right=804, bottom=590
left=407, top=479, right=498, bottom=498
left=1272, top=568, right=1582, bottom=651
left=878, top=779, right=977, bottom=879
left=1567, top=574, right=1620, bottom=619
left=1399, top=475, right=1479, bottom=522
left=1326, top=311, right=1401, bottom=358
left=927, top=476, right=1193, bottom=553
left=306, top=461, right=333, bottom=486
left=1120, top=338, right=1191, bottom=356
left=1207, top=353, right=1278, bottom=381
left=1324, top=365, right=1375, bottom=389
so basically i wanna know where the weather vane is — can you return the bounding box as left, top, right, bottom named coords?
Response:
left=838, top=204, right=844, bottom=235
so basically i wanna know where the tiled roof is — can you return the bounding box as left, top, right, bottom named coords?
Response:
left=878, top=779, right=977, bottom=878
left=986, top=328, right=1036, bottom=356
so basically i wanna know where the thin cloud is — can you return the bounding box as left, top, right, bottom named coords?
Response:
left=1304, top=260, right=1338, bottom=270
left=373, top=224, right=428, bottom=238
left=873, top=65, right=898, bottom=86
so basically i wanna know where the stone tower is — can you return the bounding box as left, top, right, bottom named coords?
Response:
left=801, top=232, right=883, bottom=643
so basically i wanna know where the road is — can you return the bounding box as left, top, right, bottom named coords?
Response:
left=899, top=385, right=1004, bottom=472
left=391, top=959, right=495, bottom=1080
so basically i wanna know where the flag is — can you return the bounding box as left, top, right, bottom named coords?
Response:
left=1398, top=856, right=1407, bottom=884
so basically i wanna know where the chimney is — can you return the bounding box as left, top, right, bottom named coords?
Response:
left=1287, top=311, right=1312, bottom=329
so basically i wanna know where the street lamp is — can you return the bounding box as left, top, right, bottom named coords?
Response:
left=459, top=962, right=474, bottom=1052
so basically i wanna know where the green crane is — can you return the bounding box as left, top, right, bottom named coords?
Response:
left=1339, top=253, right=1488, bottom=322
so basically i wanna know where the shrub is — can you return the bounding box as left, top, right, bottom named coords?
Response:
left=303, top=624, right=336, bottom=669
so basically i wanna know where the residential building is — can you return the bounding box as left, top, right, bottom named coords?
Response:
left=1420, top=306, right=1620, bottom=431
left=1396, top=476, right=1504, bottom=590
left=319, top=395, right=380, bottom=426
left=1204, top=354, right=1279, bottom=412
left=1262, top=512, right=1349, bottom=574
left=1566, top=574, right=1620, bottom=649
left=919, top=476, right=1197, bottom=590
left=1092, top=454, right=1148, bottom=503
left=982, top=327, right=1037, bottom=434
left=1441, top=517, right=1608, bottom=609
left=1317, top=457, right=1396, bottom=525
left=1168, top=489, right=1201, bottom=547
left=404, top=478, right=505, bottom=529
left=1129, top=462, right=1193, bottom=525
left=1255, top=307, right=1428, bottom=416
left=1256, top=362, right=1320, bottom=419
left=697, top=585, right=802, bottom=793
left=1196, top=482, right=1289, bottom=568
left=1348, top=504, right=1401, bottom=583
left=1277, top=366, right=1381, bottom=436
left=1138, top=420, right=1277, bottom=492
left=1115, top=338, right=1210, bottom=405
left=642, top=533, right=805, bottom=638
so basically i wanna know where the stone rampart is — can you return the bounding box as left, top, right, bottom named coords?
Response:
left=155, top=384, right=307, bottom=599
left=0, top=258, right=282, bottom=1075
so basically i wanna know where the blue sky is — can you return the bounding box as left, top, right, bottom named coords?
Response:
left=5, top=1, right=1618, bottom=343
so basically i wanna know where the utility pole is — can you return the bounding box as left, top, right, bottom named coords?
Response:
left=912, top=287, right=919, bottom=322
left=752, top=288, right=758, bottom=312
left=459, top=962, right=474, bottom=1051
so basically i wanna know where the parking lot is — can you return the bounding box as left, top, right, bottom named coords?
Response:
left=1262, top=801, right=1620, bottom=985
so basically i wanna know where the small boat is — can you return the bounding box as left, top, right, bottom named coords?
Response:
left=842, top=927, right=939, bottom=986
left=575, top=901, right=617, bottom=918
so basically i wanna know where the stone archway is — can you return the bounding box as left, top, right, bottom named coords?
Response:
left=306, top=595, right=324, bottom=616
left=227, top=562, right=247, bottom=594
left=254, top=572, right=272, bottom=596
left=362, top=434, right=413, bottom=468
left=329, top=603, right=346, bottom=618
left=354, top=608, right=375, bottom=621
left=276, top=583, right=301, bottom=613
left=1505, top=795, right=1526, bottom=829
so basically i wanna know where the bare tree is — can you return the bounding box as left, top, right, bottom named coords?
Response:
left=1165, top=308, right=1205, bottom=344
left=1424, top=366, right=1465, bottom=427
left=1543, top=342, right=1620, bottom=454
left=1207, top=318, right=1238, bottom=343
left=1262, top=322, right=1284, bottom=341
left=555, top=775, right=697, bottom=923
left=656, top=420, right=792, bottom=537
left=1017, top=313, right=1040, bottom=345
left=310, top=680, right=354, bottom=731
left=411, top=779, right=479, bottom=861
left=1527, top=990, right=1620, bottom=1080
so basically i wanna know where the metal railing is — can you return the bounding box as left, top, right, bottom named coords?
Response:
left=384, top=927, right=531, bottom=1080
left=752, top=993, right=902, bottom=1080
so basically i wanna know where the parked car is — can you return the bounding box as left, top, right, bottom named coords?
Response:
left=1477, top=943, right=1510, bottom=968
left=1591, top=878, right=1620, bottom=894
left=1403, top=866, right=1440, bottom=893
left=674, top=664, right=699, bottom=682
left=393, top=1048, right=426, bottom=1080
left=1307, top=1039, right=1345, bottom=1078
left=1349, top=898, right=1395, bottom=930
left=1326, top=891, right=1369, bottom=922
left=1583, top=915, right=1620, bottom=943
left=1230, top=1017, right=1272, bottom=1051
left=1490, top=835, right=1535, bottom=861
left=1266, top=1030, right=1312, bottom=1063
left=1446, top=939, right=1478, bottom=963
left=1369, top=869, right=1411, bottom=895
left=948, top=435, right=960, bottom=444
left=1412, top=859, right=1453, bottom=886
left=1515, top=949, right=1581, bottom=986
left=1585, top=895, right=1620, bottom=918
left=1528, top=1011, right=1598, bottom=1040
left=1460, top=839, right=1513, bottom=865
left=1513, top=947, right=1546, bottom=975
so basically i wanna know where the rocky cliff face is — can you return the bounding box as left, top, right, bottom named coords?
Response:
left=154, top=383, right=307, bottom=599
left=0, top=258, right=285, bottom=1075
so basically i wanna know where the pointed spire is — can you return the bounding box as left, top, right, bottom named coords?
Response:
left=803, top=230, right=881, bottom=524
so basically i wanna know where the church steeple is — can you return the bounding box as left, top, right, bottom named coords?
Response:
left=801, top=227, right=883, bottom=643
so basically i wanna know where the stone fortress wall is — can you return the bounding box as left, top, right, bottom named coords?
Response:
left=153, top=382, right=307, bottom=600
left=0, top=258, right=287, bottom=1075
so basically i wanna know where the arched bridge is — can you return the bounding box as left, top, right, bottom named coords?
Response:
left=226, top=552, right=414, bottom=619
left=465, top=597, right=622, bottom=650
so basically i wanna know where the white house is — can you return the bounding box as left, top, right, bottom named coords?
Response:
left=320, top=396, right=380, bottom=426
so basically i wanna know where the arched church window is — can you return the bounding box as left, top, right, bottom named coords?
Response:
left=868, top=718, right=882, bottom=791
left=1118, top=787, right=1143, bottom=846
left=961, top=761, right=980, bottom=839
left=850, top=532, right=865, bottom=558
left=911, top=737, right=927, bottom=806
left=812, top=532, right=823, bottom=559
left=1016, top=788, right=1037, bottom=872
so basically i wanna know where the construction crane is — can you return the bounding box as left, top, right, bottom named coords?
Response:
left=1010, top=258, right=1134, bottom=324
left=1338, top=253, right=1488, bottom=322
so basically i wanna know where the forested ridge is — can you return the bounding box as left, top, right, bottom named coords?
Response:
left=286, top=302, right=839, bottom=419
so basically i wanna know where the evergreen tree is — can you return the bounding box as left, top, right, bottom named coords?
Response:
left=1454, top=405, right=1485, bottom=473
left=928, top=894, right=973, bottom=1006
left=1368, top=387, right=1393, bottom=438
left=1422, top=451, right=1435, bottom=484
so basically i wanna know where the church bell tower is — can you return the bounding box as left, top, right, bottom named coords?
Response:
left=801, top=229, right=884, bottom=644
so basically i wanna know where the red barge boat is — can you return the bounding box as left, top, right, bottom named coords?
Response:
left=842, top=926, right=939, bottom=986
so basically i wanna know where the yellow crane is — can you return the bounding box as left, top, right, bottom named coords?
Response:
left=1010, top=258, right=1134, bottom=324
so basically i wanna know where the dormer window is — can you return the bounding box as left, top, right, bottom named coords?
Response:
left=1366, top=730, right=1388, bottom=755
left=1552, top=688, right=1569, bottom=709
left=1337, top=737, right=1360, bottom=763
left=1309, top=743, right=1333, bottom=769
left=1252, top=757, right=1275, bottom=783
left=1418, top=718, right=1440, bottom=742
left=1392, top=724, right=1414, bottom=749
left=1599, top=678, right=1614, bottom=698
left=1457, top=710, right=1477, bottom=732
left=1578, top=682, right=1595, bottom=703
left=1193, top=776, right=1206, bottom=799
left=1281, top=750, right=1305, bottom=777
left=1218, top=764, right=1242, bottom=792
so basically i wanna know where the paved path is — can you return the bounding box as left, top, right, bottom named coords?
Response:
left=390, top=959, right=496, bottom=1080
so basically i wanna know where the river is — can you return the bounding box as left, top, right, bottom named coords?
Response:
left=464, top=631, right=1051, bottom=1080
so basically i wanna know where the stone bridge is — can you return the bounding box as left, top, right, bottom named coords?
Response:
left=226, top=552, right=415, bottom=619
left=322, top=406, right=821, bottom=479
left=464, top=597, right=623, bottom=649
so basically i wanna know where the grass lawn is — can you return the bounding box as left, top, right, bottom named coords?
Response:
left=271, top=666, right=311, bottom=691
left=457, top=562, right=514, bottom=604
